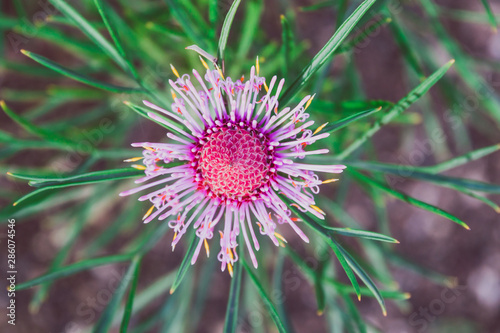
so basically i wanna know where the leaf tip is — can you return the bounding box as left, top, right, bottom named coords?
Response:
left=123, top=101, right=131, bottom=106
left=495, top=206, right=500, bottom=214
left=316, top=309, right=324, bottom=316
left=169, top=287, right=175, bottom=294
left=382, top=308, right=388, bottom=317
left=0, top=100, right=6, bottom=109
left=404, top=292, right=411, bottom=300
left=445, top=277, right=458, bottom=288
left=20, top=49, right=29, bottom=56
left=449, top=59, right=456, bottom=65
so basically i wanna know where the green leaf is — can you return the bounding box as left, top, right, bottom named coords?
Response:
left=333, top=239, right=387, bottom=315
left=337, top=59, right=455, bottom=159
left=9, top=168, right=142, bottom=206
left=0, top=100, right=77, bottom=147
left=279, top=0, right=378, bottom=104
left=335, top=16, right=392, bottom=56
left=17, top=254, right=133, bottom=290
left=349, top=169, right=471, bottom=230
left=421, top=143, right=500, bottom=173
left=341, top=293, right=367, bottom=333
left=235, top=0, right=263, bottom=61
left=163, top=0, right=211, bottom=52
left=320, top=107, right=380, bottom=133
left=93, top=255, right=142, bottom=333
left=9, top=167, right=143, bottom=187
left=285, top=201, right=361, bottom=299
left=223, top=245, right=243, bottom=333
left=120, top=256, right=142, bottom=333
left=29, top=196, right=95, bottom=312
left=325, top=227, right=399, bottom=243
left=313, top=263, right=326, bottom=316
left=48, top=0, right=130, bottom=72
left=21, top=50, right=143, bottom=93
left=242, top=260, right=287, bottom=333
left=284, top=246, right=409, bottom=300
left=480, top=0, right=498, bottom=32
left=280, top=14, right=292, bottom=78
left=388, top=16, right=425, bottom=79
left=169, top=234, right=198, bottom=294
left=94, top=0, right=139, bottom=79
left=123, top=101, right=189, bottom=137
left=346, top=160, right=500, bottom=194
left=217, top=0, right=241, bottom=67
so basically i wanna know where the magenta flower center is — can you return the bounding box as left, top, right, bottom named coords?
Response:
left=198, top=127, right=272, bottom=198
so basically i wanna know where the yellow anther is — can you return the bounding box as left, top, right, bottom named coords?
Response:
left=144, top=146, right=155, bottom=151
left=305, top=95, right=315, bottom=110
left=256, top=56, right=260, bottom=75
left=173, top=232, right=178, bottom=241
left=322, top=178, right=338, bottom=184
left=227, top=263, right=234, bottom=277
left=171, top=89, right=177, bottom=100
left=199, top=55, right=209, bottom=70
left=274, top=232, right=288, bottom=243
left=124, top=157, right=144, bottom=162
left=228, top=248, right=234, bottom=260
left=313, top=122, right=328, bottom=135
left=264, top=81, right=269, bottom=92
left=142, top=205, right=155, bottom=220
left=131, top=164, right=146, bottom=170
left=170, top=64, right=180, bottom=78
left=204, top=238, right=210, bottom=257
left=215, top=64, right=225, bottom=80
left=310, top=205, right=325, bottom=215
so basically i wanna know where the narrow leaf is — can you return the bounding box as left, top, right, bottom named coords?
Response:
left=17, top=254, right=133, bottom=290
left=337, top=59, right=455, bottom=159
left=217, top=0, right=241, bottom=67
left=480, top=0, right=498, bottom=32
left=321, top=107, right=380, bottom=133
left=93, top=255, right=142, bottom=333
left=223, top=247, right=243, bottom=333
left=333, top=239, right=387, bottom=316
left=421, top=143, right=500, bottom=173
left=170, top=234, right=198, bottom=294
left=242, top=260, right=287, bottom=333
left=325, top=227, right=399, bottom=243
left=48, top=0, right=130, bottom=72
left=21, top=50, right=143, bottom=93
left=9, top=167, right=143, bottom=187
left=120, top=256, right=142, bottom=333
left=94, top=0, right=138, bottom=79
left=349, top=169, right=470, bottom=229
left=346, top=160, right=500, bottom=194
left=280, top=0, right=377, bottom=104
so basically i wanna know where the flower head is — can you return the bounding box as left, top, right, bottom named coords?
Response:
left=121, top=56, right=345, bottom=274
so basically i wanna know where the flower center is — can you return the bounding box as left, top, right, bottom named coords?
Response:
left=198, top=127, right=272, bottom=199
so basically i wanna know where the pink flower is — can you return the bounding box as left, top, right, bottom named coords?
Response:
left=120, top=58, right=345, bottom=275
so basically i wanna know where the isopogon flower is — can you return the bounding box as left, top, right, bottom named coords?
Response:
left=120, top=55, right=346, bottom=275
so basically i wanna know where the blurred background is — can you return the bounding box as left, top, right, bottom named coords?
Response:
left=1, top=0, right=500, bottom=332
